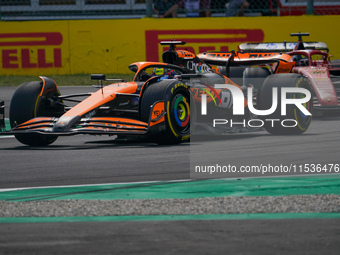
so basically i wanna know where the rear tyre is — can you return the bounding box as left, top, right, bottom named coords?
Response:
left=243, top=67, right=271, bottom=91
left=220, top=66, right=246, bottom=78
left=10, top=81, right=59, bottom=146
left=258, top=73, right=312, bottom=135
left=140, top=80, right=192, bottom=145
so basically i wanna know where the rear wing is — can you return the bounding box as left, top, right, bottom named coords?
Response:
left=197, top=51, right=292, bottom=66
left=239, top=41, right=329, bottom=52
left=197, top=51, right=294, bottom=75
left=239, top=33, right=329, bottom=52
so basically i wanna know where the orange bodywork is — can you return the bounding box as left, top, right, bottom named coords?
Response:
left=15, top=117, right=53, bottom=130
left=63, top=82, right=138, bottom=118
left=150, top=102, right=165, bottom=127
left=82, top=117, right=148, bottom=132
left=198, top=52, right=291, bottom=62
left=176, top=50, right=196, bottom=59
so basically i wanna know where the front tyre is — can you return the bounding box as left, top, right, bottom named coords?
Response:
left=258, top=74, right=312, bottom=135
left=140, top=80, right=192, bottom=145
left=10, top=80, right=59, bottom=146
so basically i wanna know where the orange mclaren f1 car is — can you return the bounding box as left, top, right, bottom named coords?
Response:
left=0, top=41, right=313, bottom=146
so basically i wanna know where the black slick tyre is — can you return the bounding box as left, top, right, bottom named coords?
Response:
left=243, top=67, right=271, bottom=91
left=140, top=79, right=192, bottom=145
left=258, top=73, right=312, bottom=135
left=9, top=81, right=58, bottom=146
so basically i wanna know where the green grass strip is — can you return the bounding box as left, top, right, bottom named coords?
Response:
left=1, top=213, right=340, bottom=223
left=1, top=174, right=340, bottom=202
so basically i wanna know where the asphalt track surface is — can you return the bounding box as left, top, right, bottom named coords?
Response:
left=1, top=86, right=340, bottom=254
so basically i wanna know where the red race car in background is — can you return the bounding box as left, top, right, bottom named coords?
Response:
left=239, top=32, right=340, bottom=115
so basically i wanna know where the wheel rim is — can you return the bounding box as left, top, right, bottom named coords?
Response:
left=171, top=94, right=190, bottom=134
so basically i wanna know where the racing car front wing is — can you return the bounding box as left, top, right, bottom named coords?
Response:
left=0, top=100, right=167, bottom=137
left=5, top=116, right=149, bottom=136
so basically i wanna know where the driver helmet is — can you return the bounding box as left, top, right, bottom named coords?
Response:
left=153, top=67, right=165, bottom=76
left=153, top=68, right=176, bottom=80
left=293, top=55, right=302, bottom=66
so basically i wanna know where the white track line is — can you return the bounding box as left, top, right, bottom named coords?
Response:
left=0, top=173, right=338, bottom=193
left=0, top=179, right=192, bottom=193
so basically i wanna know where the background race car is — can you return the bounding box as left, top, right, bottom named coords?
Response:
left=239, top=32, right=340, bottom=115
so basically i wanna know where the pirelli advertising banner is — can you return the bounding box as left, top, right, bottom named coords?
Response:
left=0, top=15, right=339, bottom=76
